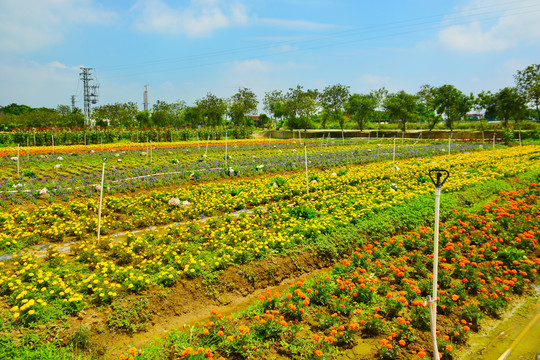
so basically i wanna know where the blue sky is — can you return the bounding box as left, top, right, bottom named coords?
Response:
left=1, top=0, right=539, bottom=112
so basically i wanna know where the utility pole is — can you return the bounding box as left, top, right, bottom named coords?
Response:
left=144, top=84, right=151, bottom=111
left=80, top=67, right=99, bottom=126
left=71, top=95, right=76, bottom=111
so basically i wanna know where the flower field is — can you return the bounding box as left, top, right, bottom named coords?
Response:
left=0, top=138, right=484, bottom=206
left=0, top=141, right=539, bottom=360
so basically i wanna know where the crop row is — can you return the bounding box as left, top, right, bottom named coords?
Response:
left=0, top=140, right=482, bottom=205
left=119, top=182, right=540, bottom=360
left=0, top=146, right=538, bottom=332
left=0, top=146, right=537, bottom=256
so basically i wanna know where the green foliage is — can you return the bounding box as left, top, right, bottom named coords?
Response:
left=383, top=90, right=418, bottom=132
left=320, top=84, right=350, bottom=130
left=270, top=176, right=287, bottom=188
left=288, top=204, right=317, bottom=219
left=346, top=93, right=376, bottom=131
left=514, top=64, right=540, bottom=122
left=107, top=297, right=151, bottom=333
left=69, top=325, right=91, bottom=351
left=496, top=247, right=526, bottom=266
left=410, top=304, right=430, bottom=331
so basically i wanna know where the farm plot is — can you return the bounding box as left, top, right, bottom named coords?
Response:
left=0, top=138, right=485, bottom=206
left=0, top=144, right=539, bottom=360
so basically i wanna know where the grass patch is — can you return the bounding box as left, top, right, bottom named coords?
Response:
left=107, top=296, right=152, bottom=334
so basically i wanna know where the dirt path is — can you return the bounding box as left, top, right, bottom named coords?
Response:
left=462, top=286, right=540, bottom=360
left=69, top=249, right=335, bottom=359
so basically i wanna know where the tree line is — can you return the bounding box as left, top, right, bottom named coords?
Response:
left=1, top=64, right=538, bottom=131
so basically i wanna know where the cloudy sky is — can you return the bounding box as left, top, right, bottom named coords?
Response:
left=1, top=0, right=539, bottom=111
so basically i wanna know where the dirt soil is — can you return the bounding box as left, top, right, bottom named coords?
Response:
left=67, top=249, right=336, bottom=359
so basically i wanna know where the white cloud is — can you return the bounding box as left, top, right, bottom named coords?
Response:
left=47, top=61, right=68, bottom=69
left=268, top=44, right=299, bottom=53
left=360, top=73, right=391, bottom=85
left=438, top=0, right=540, bottom=52
left=0, top=0, right=117, bottom=53
left=256, top=17, right=338, bottom=31
left=0, top=58, right=80, bottom=107
left=131, top=0, right=248, bottom=37
left=229, top=59, right=301, bottom=74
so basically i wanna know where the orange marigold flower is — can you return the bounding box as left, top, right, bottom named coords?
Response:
left=128, top=347, right=137, bottom=355
left=314, top=350, right=323, bottom=357
left=181, top=347, right=193, bottom=356
left=398, top=339, right=406, bottom=346
left=446, top=345, right=453, bottom=351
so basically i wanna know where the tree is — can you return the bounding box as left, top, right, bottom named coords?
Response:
left=183, top=106, right=203, bottom=128
left=320, top=84, right=350, bottom=130
left=151, top=100, right=185, bottom=128
left=263, top=90, right=286, bottom=124
left=56, top=105, right=72, bottom=117
left=64, top=108, right=85, bottom=128
left=136, top=111, right=152, bottom=128
left=258, top=113, right=271, bottom=128
left=431, top=85, right=472, bottom=132
left=476, top=88, right=527, bottom=127
left=514, top=64, right=540, bottom=121
left=383, top=90, right=418, bottom=132
left=93, top=102, right=139, bottom=127
left=417, top=84, right=440, bottom=130
left=1, top=103, right=33, bottom=116
left=229, top=87, right=258, bottom=126
left=345, top=93, right=376, bottom=131
left=284, top=85, right=319, bottom=131
left=196, top=92, right=228, bottom=127
left=371, top=87, right=388, bottom=127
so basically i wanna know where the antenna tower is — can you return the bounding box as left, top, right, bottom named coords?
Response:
left=71, top=95, right=76, bottom=111
left=80, top=67, right=100, bottom=126
left=144, top=84, right=151, bottom=111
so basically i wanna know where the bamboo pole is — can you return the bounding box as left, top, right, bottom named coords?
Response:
left=97, top=158, right=106, bottom=241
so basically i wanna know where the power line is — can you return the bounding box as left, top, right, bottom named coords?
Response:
left=104, top=4, right=540, bottom=80
left=102, top=0, right=539, bottom=79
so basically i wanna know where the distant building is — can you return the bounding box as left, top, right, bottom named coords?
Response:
left=247, top=115, right=262, bottom=127
left=467, top=113, right=484, bottom=121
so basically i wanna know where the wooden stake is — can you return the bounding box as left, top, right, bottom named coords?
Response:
left=97, top=158, right=106, bottom=241
left=392, top=137, right=396, bottom=178
left=304, top=144, right=309, bottom=195
left=17, top=144, right=20, bottom=177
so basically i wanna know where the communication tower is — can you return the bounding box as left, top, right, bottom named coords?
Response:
left=79, top=67, right=100, bottom=126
